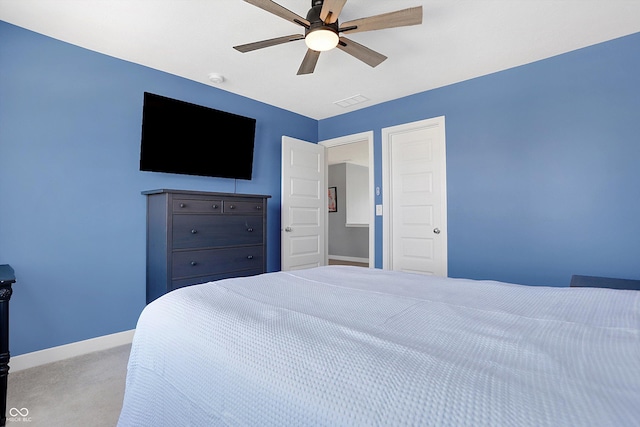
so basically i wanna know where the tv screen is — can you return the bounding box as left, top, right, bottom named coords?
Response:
left=140, top=92, right=256, bottom=180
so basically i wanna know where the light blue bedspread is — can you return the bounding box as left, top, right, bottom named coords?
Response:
left=118, top=266, right=640, bottom=426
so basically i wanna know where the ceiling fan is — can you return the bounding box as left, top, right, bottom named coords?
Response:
left=233, top=0, right=423, bottom=75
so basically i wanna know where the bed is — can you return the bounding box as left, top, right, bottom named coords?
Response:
left=118, top=266, right=640, bottom=426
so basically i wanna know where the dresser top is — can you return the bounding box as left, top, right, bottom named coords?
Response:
left=142, top=189, right=271, bottom=199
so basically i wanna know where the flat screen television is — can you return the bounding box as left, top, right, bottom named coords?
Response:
left=140, top=92, right=256, bottom=180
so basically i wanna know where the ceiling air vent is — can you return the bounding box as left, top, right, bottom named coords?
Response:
left=334, top=94, right=369, bottom=108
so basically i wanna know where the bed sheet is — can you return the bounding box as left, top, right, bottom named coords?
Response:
left=118, top=266, right=640, bottom=426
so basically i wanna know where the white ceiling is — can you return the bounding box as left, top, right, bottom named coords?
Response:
left=2, top=0, right=640, bottom=120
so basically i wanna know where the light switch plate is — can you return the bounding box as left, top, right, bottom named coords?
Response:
left=376, top=205, right=383, bottom=216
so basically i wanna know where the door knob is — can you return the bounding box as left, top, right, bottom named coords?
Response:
left=433, top=228, right=441, bottom=234
left=285, top=226, right=292, bottom=232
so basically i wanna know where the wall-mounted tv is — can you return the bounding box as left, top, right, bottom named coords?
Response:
left=140, top=92, right=256, bottom=180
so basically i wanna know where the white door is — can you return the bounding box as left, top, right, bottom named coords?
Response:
left=281, top=136, right=327, bottom=271
left=382, top=117, right=448, bottom=276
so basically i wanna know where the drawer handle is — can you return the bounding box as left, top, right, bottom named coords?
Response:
left=190, top=261, right=197, bottom=266
left=255, top=205, right=262, bottom=210
left=179, top=203, right=186, bottom=208
left=191, top=229, right=198, bottom=234
left=229, top=204, right=235, bottom=209
left=212, top=204, right=218, bottom=209
left=247, top=228, right=254, bottom=232
left=247, top=255, right=254, bottom=260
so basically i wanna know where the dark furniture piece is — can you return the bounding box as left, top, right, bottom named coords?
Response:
left=0, top=265, right=16, bottom=427
left=143, top=189, right=270, bottom=303
left=570, top=274, right=640, bottom=291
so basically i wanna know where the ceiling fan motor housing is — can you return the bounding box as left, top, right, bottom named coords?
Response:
left=306, top=1, right=339, bottom=37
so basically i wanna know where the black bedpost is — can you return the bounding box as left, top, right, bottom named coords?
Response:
left=0, top=265, right=16, bottom=427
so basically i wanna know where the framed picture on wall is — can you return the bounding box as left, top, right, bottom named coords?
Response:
left=328, top=187, right=337, bottom=212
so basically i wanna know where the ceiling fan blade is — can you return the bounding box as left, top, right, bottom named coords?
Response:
left=340, top=6, right=422, bottom=34
left=244, top=0, right=310, bottom=27
left=320, top=0, right=347, bottom=24
left=234, top=34, right=304, bottom=53
left=297, top=49, right=321, bottom=75
left=337, top=37, right=387, bottom=68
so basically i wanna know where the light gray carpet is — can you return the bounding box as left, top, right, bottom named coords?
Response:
left=6, top=344, right=131, bottom=427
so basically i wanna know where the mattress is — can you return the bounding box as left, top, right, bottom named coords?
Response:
left=118, top=266, right=640, bottom=426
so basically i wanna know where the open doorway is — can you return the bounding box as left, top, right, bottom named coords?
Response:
left=320, top=132, right=374, bottom=268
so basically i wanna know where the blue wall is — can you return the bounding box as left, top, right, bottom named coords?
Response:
left=319, top=32, right=640, bottom=288
left=2, top=20, right=639, bottom=356
left=0, top=21, right=317, bottom=355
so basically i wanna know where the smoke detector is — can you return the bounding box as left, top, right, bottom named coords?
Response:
left=208, top=73, right=225, bottom=84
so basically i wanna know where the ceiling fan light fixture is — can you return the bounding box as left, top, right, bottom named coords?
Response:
left=235, top=1, right=424, bottom=75
left=305, top=27, right=339, bottom=51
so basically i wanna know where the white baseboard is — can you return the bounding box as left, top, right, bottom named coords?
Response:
left=328, top=255, right=369, bottom=264
left=10, top=329, right=135, bottom=372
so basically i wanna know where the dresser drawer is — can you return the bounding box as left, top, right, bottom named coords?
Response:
left=172, top=246, right=264, bottom=279
left=172, top=214, right=263, bottom=249
left=172, top=198, right=223, bottom=213
left=223, top=200, right=265, bottom=214
left=170, top=268, right=264, bottom=291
